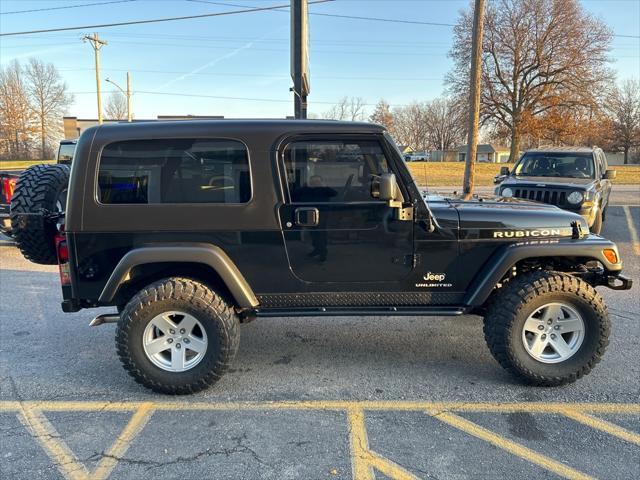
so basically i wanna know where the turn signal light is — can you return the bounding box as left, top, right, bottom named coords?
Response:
left=603, top=249, right=618, bottom=264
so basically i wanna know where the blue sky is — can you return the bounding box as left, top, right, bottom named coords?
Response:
left=1, top=0, right=638, bottom=119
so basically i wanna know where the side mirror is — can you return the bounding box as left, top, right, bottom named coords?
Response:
left=372, top=173, right=399, bottom=202
left=604, top=169, right=616, bottom=180
left=500, top=166, right=510, bottom=176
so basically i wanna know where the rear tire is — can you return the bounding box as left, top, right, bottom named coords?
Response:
left=10, top=164, right=69, bottom=264
left=483, top=271, right=609, bottom=386
left=116, top=277, right=240, bottom=394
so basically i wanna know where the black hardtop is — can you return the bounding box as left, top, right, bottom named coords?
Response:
left=90, top=118, right=385, bottom=140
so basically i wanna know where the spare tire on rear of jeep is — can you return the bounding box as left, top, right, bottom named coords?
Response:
left=10, top=164, right=70, bottom=265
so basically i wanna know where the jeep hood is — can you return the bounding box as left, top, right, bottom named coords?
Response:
left=444, top=197, right=589, bottom=239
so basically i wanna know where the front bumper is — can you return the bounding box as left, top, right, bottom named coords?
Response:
left=577, top=270, right=633, bottom=291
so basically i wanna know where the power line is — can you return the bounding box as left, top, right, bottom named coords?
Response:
left=0, top=0, right=334, bottom=37
left=188, top=0, right=455, bottom=27
left=58, top=67, right=446, bottom=82
left=187, top=0, right=639, bottom=37
left=0, top=0, right=138, bottom=15
left=70, top=89, right=413, bottom=107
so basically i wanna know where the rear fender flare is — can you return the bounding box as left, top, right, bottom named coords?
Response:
left=98, top=243, right=258, bottom=309
left=463, top=238, right=621, bottom=307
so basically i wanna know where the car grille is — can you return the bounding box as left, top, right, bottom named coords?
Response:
left=513, top=188, right=567, bottom=207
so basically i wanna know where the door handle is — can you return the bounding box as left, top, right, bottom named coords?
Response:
left=294, top=207, right=319, bottom=227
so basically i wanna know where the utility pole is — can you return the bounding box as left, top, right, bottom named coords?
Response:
left=291, top=0, right=309, bottom=119
left=83, top=33, right=107, bottom=124
left=106, top=72, right=133, bottom=122
left=462, top=0, right=485, bottom=199
left=126, top=71, right=132, bottom=122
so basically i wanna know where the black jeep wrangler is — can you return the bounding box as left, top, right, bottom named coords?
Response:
left=48, top=120, right=631, bottom=394
left=495, top=146, right=615, bottom=234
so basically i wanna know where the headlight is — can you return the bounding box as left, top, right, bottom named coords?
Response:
left=501, top=187, right=513, bottom=197
left=567, top=191, right=584, bottom=204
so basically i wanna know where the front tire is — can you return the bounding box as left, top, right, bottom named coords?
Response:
left=116, top=277, right=240, bottom=394
left=590, top=208, right=603, bottom=234
left=483, top=271, right=609, bottom=386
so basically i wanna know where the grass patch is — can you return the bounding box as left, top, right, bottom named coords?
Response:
left=407, top=162, right=640, bottom=186
left=0, top=160, right=55, bottom=170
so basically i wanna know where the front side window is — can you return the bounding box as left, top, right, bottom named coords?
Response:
left=514, top=152, right=595, bottom=179
left=98, top=138, right=251, bottom=204
left=283, top=140, right=390, bottom=203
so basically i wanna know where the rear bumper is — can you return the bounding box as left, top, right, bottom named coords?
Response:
left=61, top=299, right=81, bottom=313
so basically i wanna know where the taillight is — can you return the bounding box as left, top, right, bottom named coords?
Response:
left=2, top=177, right=16, bottom=203
left=56, top=231, right=71, bottom=286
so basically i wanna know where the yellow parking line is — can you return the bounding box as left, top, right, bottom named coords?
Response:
left=561, top=409, right=640, bottom=446
left=17, top=405, right=89, bottom=480
left=347, top=408, right=419, bottom=480
left=622, top=205, right=640, bottom=255
left=92, top=402, right=155, bottom=480
left=428, top=411, right=594, bottom=480
left=2, top=400, right=640, bottom=413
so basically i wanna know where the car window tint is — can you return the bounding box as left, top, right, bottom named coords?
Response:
left=514, top=152, right=595, bottom=179
left=98, top=138, right=251, bottom=204
left=283, top=140, right=390, bottom=203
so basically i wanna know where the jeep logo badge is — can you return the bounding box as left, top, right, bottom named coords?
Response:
left=423, top=272, right=446, bottom=282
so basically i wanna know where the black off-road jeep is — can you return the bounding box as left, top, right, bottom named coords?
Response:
left=41, top=120, right=632, bottom=394
left=495, top=146, right=615, bottom=234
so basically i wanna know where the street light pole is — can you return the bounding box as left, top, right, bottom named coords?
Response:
left=82, top=33, right=107, bottom=124
left=105, top=73, right=132, bottom=122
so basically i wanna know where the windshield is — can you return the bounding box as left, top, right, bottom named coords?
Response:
left=514, top=152, right=594, bottom=179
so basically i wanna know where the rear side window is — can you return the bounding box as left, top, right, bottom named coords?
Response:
left=98, top=138, right=251, bottom=204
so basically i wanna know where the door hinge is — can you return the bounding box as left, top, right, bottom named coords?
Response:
left=412, top=254, right=421, bottom=267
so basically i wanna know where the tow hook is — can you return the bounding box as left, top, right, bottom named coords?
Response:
left=89, top=313, right=120, bottom=326
left=606, top=274, right=633, bottom=291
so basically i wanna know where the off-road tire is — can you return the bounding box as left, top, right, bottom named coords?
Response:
left=116, top=277, right=240, bottom=394
left=10, top=164, right=69, bottom=264
left=590, top=208, right=603, bottom=234
left=484, top=271, right=609, bottom=386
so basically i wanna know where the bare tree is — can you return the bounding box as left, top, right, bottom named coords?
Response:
left=604, top=79, right=640, bottom=164
left=323, top=96, right=366, bottom=121
left=0, top=61, right=38, bottom=160
left=25, top=58, right=73, bottom=159
left=392, top=102, right=429, bottom=151
left=105, top=91, right=128, bottom=120
left=424, top=97, right=466, bottom=151
left=449, top=0, right=612, bottom=162
left=369, top=99, right=394, bottom=130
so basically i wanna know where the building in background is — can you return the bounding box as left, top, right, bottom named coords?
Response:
left=456, top=144, right=511, bottom=163
left=62, top=115, right=225, bottom=139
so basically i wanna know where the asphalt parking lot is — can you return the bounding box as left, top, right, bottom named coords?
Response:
left=1, top=201, right=639, bottom=480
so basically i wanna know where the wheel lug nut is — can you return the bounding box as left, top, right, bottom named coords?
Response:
left=541, top=334, right=546, bottom=339
left=176, top=343, right=181, bottom=349
left=184, top=338, right=190, bottom=344
left=180, top=328, right=185, bottom=334
left=554, top=325, right=560, bottom=330
left=547, top=320, right=552, bottom=325
left=169, top=329, right=175, bottom=334
left=550, top=334, right=556, bottom=339
left=167, top=338, right=173, bottom=344
left=538, top=325, right=544, bottom=331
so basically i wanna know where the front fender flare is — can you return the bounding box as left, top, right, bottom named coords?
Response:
left=463, top=236, right=622, bottom=307
left=98, top=243, right=259, bottom=309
